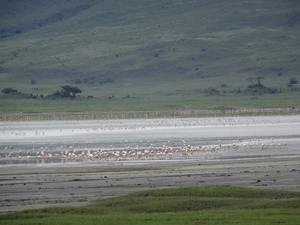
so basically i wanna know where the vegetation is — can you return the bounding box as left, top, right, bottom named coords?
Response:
left=289, top=77, right=298, bottom=85
left=1, top=87, right=18, bottom=94
left=0, top=0, right=299, bottom=113
left=1, top=186, right=300, bottom=225
left=1, top=85, right=83, bottom=101
left=246, top=76, right=265, bottom=88
left=46, top=85, right=82, bottom=98
left=60, top=85, right=82, bottom=97
left=244, top=77, right=280, bottom=95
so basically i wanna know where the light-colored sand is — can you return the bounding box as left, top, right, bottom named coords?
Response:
left=1, top=157, right=300, bottom=213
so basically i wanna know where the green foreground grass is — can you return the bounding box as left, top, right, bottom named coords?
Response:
left=1, top=186, right=300, bottom=225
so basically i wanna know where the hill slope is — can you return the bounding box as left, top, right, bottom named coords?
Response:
left=0, top=0, right=299, bottom=113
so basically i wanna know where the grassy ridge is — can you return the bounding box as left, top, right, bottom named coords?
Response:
left=1, top=186, right=300, bottom=224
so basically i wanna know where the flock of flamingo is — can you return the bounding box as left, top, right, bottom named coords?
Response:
left=1, top=137, right=286, bottom=165
left=0, top=117, right=291, bottom=165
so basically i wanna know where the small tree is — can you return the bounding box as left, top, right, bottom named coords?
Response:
left=246, top=76, right=265, bottom=87
left=256, top=76, right=264, bottom=87
left=61, top=85, right=82, bottom=97
left=2, top=87, right=18, bottom=94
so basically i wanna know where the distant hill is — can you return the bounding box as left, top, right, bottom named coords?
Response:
left=0, top=0, right=299, bottom=88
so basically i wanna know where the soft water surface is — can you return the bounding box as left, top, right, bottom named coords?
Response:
left=1, top=116, right=299, bottom=166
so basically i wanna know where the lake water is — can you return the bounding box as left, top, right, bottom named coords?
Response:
left=1, top=115, right=300, bottom=166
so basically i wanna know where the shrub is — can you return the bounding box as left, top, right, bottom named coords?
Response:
left=289, top=77, right=298, bottom=85
left=61, top=85, right=82, bottom=97
left=204, top=87, right=219, bottom=95
left=49, top=90, right=63, bottom=98
left=269, top=88, right=278, bottom=94
left=2, top=87, right=18, bottom=94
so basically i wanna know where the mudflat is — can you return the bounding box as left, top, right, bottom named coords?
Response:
left=1, top=157, right=299, bottom=213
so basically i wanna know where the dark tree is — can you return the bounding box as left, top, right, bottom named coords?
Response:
left=2, top=87, right=18, bottom=94
left=256, top=76, right=264, bottom=87
left=246, top=76, right=265, bottom=87
left=61, top=85, right=82, bottom=97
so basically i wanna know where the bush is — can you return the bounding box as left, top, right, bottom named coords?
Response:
left=2, top=87, right=18, bottom=94
left=61, top=85, right=82, bottom=97
left=48, top=90, right=63, bottom=98
left=289, top=77, right=298, bottom=85
left=204, top=87, right=219, bottom=95
left=269, top=88, right=278, bottom=94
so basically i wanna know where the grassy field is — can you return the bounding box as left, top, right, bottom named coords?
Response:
left=0, top=91, right=299, bottom=113
left=0, top=0, right=300, bottom=114
left=0, top=75, right=299, bottom=114
left=1, top=186, right=300, bottom=225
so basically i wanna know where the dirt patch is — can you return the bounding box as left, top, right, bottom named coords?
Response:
left=1, top=157, right=300, bottom=213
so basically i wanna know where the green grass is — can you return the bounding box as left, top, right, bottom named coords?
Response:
left=1, top=186, right=300, bottom=225
left=0, top=88, right=299, bottom=114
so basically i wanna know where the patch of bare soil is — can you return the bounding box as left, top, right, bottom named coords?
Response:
left=1, top=157, right=300, bottom=213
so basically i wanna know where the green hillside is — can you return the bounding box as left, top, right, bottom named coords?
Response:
left=0, top=0, right=299, bottom=113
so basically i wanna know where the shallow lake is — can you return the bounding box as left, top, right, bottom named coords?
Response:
left=1, top=115, right=300, bottom=166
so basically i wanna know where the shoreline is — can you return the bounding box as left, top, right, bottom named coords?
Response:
left=1, top=108, right=299, bottom=121
left=1, top=156, right=299, bottom=213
